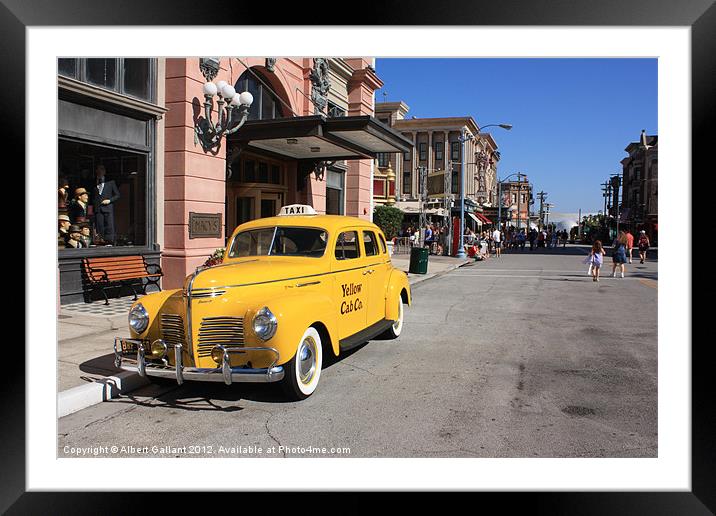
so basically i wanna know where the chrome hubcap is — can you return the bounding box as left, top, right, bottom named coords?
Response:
left=298, top=337, right=316, bottom=385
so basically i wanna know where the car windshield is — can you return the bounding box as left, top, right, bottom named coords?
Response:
left=228, top=227, right=328, bottom=258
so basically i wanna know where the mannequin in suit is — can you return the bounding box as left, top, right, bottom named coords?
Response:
left=69, top=188, right=90, bottom=224
left=92, top=164, right=120, bottom=245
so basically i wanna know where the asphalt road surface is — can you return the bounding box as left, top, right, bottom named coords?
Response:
left=58, top=245, right=658, bottom=458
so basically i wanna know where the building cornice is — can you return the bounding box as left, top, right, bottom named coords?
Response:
left=392, top=117, right=479, bottom=134
left=329, top=58, right=355, bottom=81
left=58, top=75, right=168, bottom=119
left=349, top=67, right=384, bottom=91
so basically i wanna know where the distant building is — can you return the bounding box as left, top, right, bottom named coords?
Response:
left=620, top=132, right=658, bottom=242
left=373, top=101, right=501, bottom=224
left=498, top=177, right=532, bottom=231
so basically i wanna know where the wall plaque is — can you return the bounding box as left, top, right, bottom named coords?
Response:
left=189, top=212, right=222, bottom=239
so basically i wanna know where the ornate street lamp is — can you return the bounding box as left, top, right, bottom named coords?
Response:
left=195, top=57, right=254, bottom=152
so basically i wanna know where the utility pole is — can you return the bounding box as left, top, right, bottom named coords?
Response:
left=536, top=191, right=547, bottom=230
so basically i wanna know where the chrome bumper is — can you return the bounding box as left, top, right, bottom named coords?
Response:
left=113, top=338, right=284, bottom=385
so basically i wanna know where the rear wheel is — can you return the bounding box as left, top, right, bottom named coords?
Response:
left=281, top=327, right=323, bottom=400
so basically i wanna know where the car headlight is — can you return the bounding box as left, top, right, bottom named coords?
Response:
left=128, top=303, right=149, bottom=334
left=252, top=306, right=277, bottom=341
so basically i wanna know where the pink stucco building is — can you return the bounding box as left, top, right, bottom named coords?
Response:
left=58, top=57, right=411, bottom=302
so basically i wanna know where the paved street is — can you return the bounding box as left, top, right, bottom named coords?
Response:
left=58, top=245, right=657, bottom=458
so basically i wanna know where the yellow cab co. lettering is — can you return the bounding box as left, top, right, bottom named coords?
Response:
left=340, top=282, right=363, bottom=315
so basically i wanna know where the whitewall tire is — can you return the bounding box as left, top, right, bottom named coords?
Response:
left=281, top=326, right=323, bottom=400
left=381, top=297, right=404, bottom=339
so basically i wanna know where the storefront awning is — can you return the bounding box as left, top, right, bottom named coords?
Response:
left=475, top=212, right=492, bottom=224
left=467, top=212, right=482, bottom=226
left=229, top=115, right=413, bottom=161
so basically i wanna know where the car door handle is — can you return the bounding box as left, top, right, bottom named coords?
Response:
left=296, top=280, right=321, bottom=287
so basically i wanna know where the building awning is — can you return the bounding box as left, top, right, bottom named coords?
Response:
left=475, top=212, right=492, bottom=224
left=228, top=115, right=413, bottom=161
left=467, top=212, right=482, bottom=226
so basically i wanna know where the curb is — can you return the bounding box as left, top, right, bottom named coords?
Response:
left=406, top=259, right=470, bottom=287
left=58, top=371, right=150, bottom=418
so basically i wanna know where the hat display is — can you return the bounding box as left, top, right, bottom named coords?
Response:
left=74, top=187, right=88, bottom=196
left=58, top=214, right=70, bottom=222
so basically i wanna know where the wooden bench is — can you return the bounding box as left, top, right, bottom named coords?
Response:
left=82, top=256, right=162, bottom=305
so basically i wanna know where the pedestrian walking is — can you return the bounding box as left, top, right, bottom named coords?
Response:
left=625, top=230, right=634, bottom=263
left=529, top=228, right=536, bottom=251
left=611, top=230, right=628, bottom=278
left=492, top=227, right=502, bottom=257
left=638, top=230, right=650, bottom=263
left=584, top=239, right=605, bottom=282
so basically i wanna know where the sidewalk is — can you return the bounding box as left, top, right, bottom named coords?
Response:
left=57, top=254, right=470, bottom=417
left=58, top=296, right=150, bottom=417
left=390, top=252, right=470, bottom=286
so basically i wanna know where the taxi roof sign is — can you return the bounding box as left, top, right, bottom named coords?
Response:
left=277, top=204, right=317, bottom=216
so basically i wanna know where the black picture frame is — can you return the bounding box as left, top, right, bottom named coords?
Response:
left=7, top=0, right=711, bottom=512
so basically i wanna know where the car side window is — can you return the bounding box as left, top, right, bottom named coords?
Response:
left=363, top=231, right=379, bottom=256
left=335, top=231, right=361, bottom=260
left=378, top=233, right=387, bottom=254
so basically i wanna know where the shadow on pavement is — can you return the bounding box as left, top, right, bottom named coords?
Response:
left=109, top=340, right=374, bottom=410
left=79, top=353, right=122, bottom=376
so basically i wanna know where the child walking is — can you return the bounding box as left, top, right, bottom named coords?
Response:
left=587, top=240, right=605, bottom=282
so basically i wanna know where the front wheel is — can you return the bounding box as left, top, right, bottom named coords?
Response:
left=281, top=327, right=323, bottom=400
left=380, top=297, right=404, bottom=339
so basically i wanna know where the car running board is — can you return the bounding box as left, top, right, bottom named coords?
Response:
left=339, top=319, right=395, bottom=352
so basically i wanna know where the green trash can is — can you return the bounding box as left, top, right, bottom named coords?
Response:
left=409, top=246, right=429, bottom=274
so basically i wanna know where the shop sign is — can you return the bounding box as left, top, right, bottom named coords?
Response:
left=189, top=212, right=222, bottom=239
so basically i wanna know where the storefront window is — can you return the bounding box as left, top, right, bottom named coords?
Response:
left=58, top=58, right=78, bottom=78
left=58, top=139, right=147, bottom=249
left=122, top=59, right=150, bottom=100
left=58, top=58, right=154, bottom=102
left=85, top=59, right=117, bottom=90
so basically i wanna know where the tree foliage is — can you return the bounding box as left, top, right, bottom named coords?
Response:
left=373, top=205, right=404, bottom=240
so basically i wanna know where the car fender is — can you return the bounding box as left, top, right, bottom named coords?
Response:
left=385, top=269, right=411, bottom=321
left=129, top=289, right=182, bottom=339
left=246, top=290, right=339, bottom=365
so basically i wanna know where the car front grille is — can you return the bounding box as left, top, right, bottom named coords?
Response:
left=197, top=316, right=244, bottom=358
left=161, top=314, right=186, bottom=348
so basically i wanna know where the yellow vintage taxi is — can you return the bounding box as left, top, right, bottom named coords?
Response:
left=114, top=205, right=411, bottom=399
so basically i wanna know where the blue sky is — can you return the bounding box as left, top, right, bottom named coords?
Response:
left=374, top=58, right=657, bottom=214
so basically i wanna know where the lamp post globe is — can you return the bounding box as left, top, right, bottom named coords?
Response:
left=238, top=91, right=254, bottom=106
